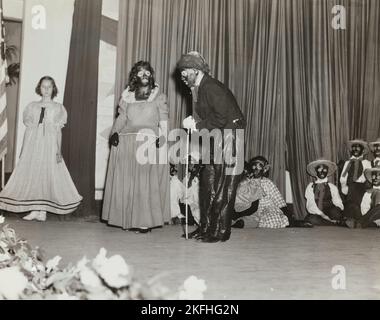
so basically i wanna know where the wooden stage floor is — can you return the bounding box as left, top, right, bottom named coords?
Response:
left=3, top=215, right=380, bottom=300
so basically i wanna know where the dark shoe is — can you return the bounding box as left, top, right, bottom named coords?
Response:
left=219, top=232, right=231, bottom=242
left=135, top=228, right=152, bottom=234
left=194, top=232, right=209, bottom=241
left=290, top=220, right=314, bottom=228
left=354, top=221, right=363, bottom=229
left=231, top=219, right=244, bottom=229
left=335, top=219, right=351, bottom=228
left=182, top=227, right=201, bottom=239
left=344, top=218, right=356, bottom=229
left=171, top=217, right=180, bottom=225
left=201, top=236, right=220, bottom=243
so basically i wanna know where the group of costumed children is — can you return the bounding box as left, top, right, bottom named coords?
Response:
left=170, top=138, right=380, bottom=230
left=305, top=138, right=380, bottom=228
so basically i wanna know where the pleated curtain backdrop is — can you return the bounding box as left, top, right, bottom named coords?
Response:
left=63, top=0, right=102, bottom=217
left=114, top=0, right=380, bottom=219
left=285, top=0, right=380, bottom=217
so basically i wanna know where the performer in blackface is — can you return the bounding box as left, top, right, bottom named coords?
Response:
left=233, top=156, right=313, bottom=228
left=360, top=167, right=380, bottom=228
left=102, top=61, right=170, bottom=233
left=177, top=51, right=246, bottom=243
left=340, top=139, right=371, bottom=224
left=305, top=159, right=354, bottom=227
left=369, top=138, right=380, bottom=168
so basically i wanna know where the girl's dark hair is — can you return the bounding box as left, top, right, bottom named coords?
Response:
left=127, top=61, right=157, bottom=92
left=249, top=156, right=269, bottom=167
left=35, top=76, right=58, bottom=99
left=248, top=156, right=270, bottom=177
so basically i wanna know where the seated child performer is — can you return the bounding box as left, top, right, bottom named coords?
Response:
left=340, top=139, right=371, bottom=222
left=232, top=161, right=262, bottom=227
left=305, top=159, right=353, bottom=227
left=232, top=156, right=312, bottom=229
left=360, top=168, right=380, bottom=228
left=369, top=138, right=380, bottom=168
left=181, top=157, right=202, bottom=226
left=169, top=164, right=185, bottom=224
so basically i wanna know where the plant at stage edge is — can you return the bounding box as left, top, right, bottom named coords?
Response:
left=0, top=216, right=207, bottom=300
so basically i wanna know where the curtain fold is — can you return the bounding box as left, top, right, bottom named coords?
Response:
left=63, top=0, right=102, bottom=217
left=348, top=0, right=380, bottom=141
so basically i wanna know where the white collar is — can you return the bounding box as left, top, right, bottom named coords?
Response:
left=195, top=72, right=204, bottom=87
left=373, top=186, right=380, bottom=190
left=349, top=155, right=363, bottom=160
left=314, top=178, right=328, bottom=184
left=121, top=84, right=160, bottom=103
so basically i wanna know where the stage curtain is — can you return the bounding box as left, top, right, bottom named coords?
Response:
left=285, top=0, right=380, bottom=218
left=347, top=0, right=380, bottom=141
left=62, top=0, right=102, bottom=217
left=115, top=0, right=288, bottom=195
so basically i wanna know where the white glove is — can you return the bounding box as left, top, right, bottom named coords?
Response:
left=182, top=116, right=197, bottom=131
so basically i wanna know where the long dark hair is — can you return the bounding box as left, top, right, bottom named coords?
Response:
left=127, top=61, right=157, bottom=92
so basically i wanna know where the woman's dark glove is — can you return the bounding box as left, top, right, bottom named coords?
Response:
left=110, top=132, right=119, bottom=147
left=155, top=136, right=166, bottom=148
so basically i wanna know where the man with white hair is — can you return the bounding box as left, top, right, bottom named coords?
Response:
left=177, top=51, right=246, bottom=243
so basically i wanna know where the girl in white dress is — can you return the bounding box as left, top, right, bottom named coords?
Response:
left=0, top=76, right=82, bottom=221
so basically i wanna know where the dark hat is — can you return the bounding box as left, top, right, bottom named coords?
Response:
left=307, top=159, right=337, bottom=178
left=177, top=51, right=210, bottom=73
left=364, top=168, right=380, bottom=183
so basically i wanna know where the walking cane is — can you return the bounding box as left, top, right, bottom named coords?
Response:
left=184, top=129, right=190, bottom=240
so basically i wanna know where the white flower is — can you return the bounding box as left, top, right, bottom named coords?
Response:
left=0, top=216, right=4, bottom=224
left=0, top=266, right=28, bottom=299
left=179, top=276, right=207, bottom=300
left=92, top=248, right=130, bottom=289
left=80, top=267, right=102, bottom=288
left=56, top=292, right=79, bottom=300
left=22, top=258, right=36, bottom=273
left=86, top=289, right=115, bottom=300
left=93, top=248, right=107, bottom=268
left=46, top=256, right=62, bottom=273
left=76, top=256, right=89, bottom=271
left=0, top=252, right=11, bottom=262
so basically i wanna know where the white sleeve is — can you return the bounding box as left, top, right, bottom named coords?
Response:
left=339, top=161, right=349, bottom=195
left=361, top=192, right=372, bottom=216
left=305, top=183, right=325, bottom=216
left=329, top=183, right=344, bottom=210
left=357, top=160, right=372, bottom=183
